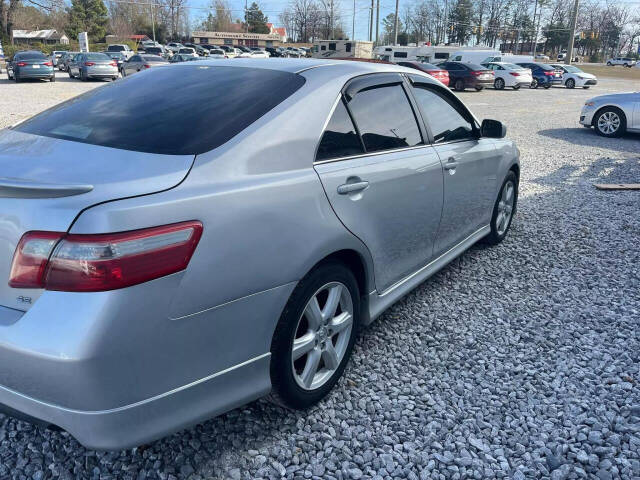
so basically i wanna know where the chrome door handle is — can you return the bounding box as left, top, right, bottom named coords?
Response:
left=443, top=157, right=458, bottom=170
left=337, top=181, right=369, bottom=194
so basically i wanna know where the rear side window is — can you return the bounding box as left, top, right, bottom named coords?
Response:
left=347, top=84, right=422, bottom=153
left=14, top=66, right=306, bottom=155
left=411, top=85, right=475, bottom=143
left=316, top=99, right=363, bottom=161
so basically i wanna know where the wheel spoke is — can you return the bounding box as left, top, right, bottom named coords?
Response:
left=504, top=184, right=513, bottom=202
left=322, top=285, right=342, bottom=321
left=300, top=348, right=321, bottom=388
left=292, top=332, right=316, bottom=361
left=329, top=311, right=353, bottom=335
left=322, top=342, right=340, bottom=370
left=304, top=296, right=323, bottom=329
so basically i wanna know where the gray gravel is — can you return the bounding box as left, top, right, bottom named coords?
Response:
left=0, top=73, right=639, bottom=479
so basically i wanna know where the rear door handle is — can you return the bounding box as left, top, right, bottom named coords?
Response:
left=337, top=181, right=369, bottom=194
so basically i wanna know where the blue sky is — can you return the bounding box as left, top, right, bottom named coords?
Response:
left=188, top=0, right=396, bottom=40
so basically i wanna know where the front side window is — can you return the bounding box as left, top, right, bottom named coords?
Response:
left=316, top=99, right=363, bottom=161
left=411, top=84, right=475, bottom=144
left=347, top=84, right=422, bottom=153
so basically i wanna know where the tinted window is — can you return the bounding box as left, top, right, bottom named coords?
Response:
left=348, top=84, right=422, bottom=153
left=411, top=85, right=475, bottom=143
left=329, top=43, right=336, bottom=50
left=142, top=55, right=166, bottom=62
left=316, top=99, right=363, bottom=161
left=346, top=43, right=352, bottom=52
left=465, top=63, right=485, bottom=71
left=445, top=63, right=462, bottom=70
left=108, top=45, right=125, bottom=51
left=15, top=66, right=306, bottom=155
left=129, top=55, right=141, bottom=62
left=16, top=51, right=46, bottom=60
left=85, top=53, right=110, bottom=61
left=394, top=51, right=408, bottom=58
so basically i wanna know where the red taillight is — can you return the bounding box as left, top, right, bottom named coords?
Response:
left=510, top=72, right=520, bottom=76
left=16, top=62, right=27, bottom=67
left=109, top=61, right=117, bottom=67
left=144, top=64, right=151, bottom=68
left=544, top=71, right=554, bottom=76
left=85, top=62, right=95, bottom=66
left=43, top=61, right=53, bottom=66
left=9, top=221, right=203, bottom=292
left=472, top=70, right=491, bottom=76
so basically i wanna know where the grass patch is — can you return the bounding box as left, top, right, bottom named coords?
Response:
left=579, top=65, right=640, bottom=81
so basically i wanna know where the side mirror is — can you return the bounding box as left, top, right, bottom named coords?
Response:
left=481, top=119, right=507, bottom=138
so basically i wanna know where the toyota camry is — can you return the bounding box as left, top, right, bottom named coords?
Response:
left=0, top=59, right=519, bottom=449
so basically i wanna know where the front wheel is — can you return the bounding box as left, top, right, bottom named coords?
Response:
left=530, top=79, right=538, bottom=89
left=270, top=262, right=360, bottom=409
left=494, top=78, right=505, bottom=90
left=583, top=86, right=590, bottom=89
left=483, top=170, right=518, bottom=245
left=565, top=78, right=575, bottom=89
left=513, top=84, right=521, bottom=90
left=607, top=62, right=612, bottom=66
left=454, top=79, right=465, bottom=91
left=594, top=107, right=626, bottom=138
left=50, top=75, right=56, bottom=82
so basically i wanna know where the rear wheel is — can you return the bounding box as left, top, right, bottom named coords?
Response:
left=494, top=78, right=505, bottom=90
left=565, top=78, right=575, bottom=89
left=483, top=170, right=518, bottom=245
left=543, top=83, right=551, bottom=89
left=606, top=61, right=612, bottom=66
left=270, top=262, right=360, bottom=409
left=530, top=78, right=538, bottom=89
left=583, top=86, right=590, bottom=89
left=454, top=79, right=465, bottom=91
left=14, top=74, right=20, bottom=83
left=50, top=75, right=56, bottom=82
left=80, top=70, right=88, bottom=81
left=513, top=84, right=521, bottom=90
left=475, top=85, right=484, bottom=91
left=594, top=107, right=626, bottom=138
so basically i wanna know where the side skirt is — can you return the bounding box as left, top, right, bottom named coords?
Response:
left=365, top=225, right=490, bottom=325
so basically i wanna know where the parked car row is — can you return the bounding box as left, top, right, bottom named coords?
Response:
left=399, top=60, right=597, bottom=92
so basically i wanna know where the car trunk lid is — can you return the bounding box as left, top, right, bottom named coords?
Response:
left=0, top=128, right=194, bottom=311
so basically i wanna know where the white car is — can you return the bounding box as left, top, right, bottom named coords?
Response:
left=549, top=64, right=597, bottom=89
left=535, top=54, right=550, bottom=60
left=606, top=57, right=636, bottom=67
left=482, top=62, right=533, bottom=90
left=208, top=49, right=227, bottom=59
left=177, top=47, right=197, bottom=56
left=166, top=42, right=184, bottom=53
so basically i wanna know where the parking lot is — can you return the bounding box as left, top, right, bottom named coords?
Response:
left=0, top=72, right=638, bottom=479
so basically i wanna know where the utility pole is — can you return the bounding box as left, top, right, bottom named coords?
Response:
left=245, top=0, right=249, bottom=34
left=375, top=0, right=380, bottom=45
left=566, top=0, right=579, bottom=64
left=369, top=0, right=374, bottom=41
left=151, top=3, right=156, bottom=43
left=352, top=0, right=355, bottom=40
left=393, top=0, right=399, bottom=45
left=531, top=0, right=538, bottom=57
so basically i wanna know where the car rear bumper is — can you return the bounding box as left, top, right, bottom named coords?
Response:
left=86, top=67, right=119, bottom=78
left=0, top=277, right=295, bottom=449
left=17, top=70, right=54, bottom=78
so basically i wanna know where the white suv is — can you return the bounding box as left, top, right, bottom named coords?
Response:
left=107, top=44, right=134, bottom=59
left=606, top=57, right=636, bottom=67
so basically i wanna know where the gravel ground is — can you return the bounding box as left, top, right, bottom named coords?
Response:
left=0, top=73, right=639, bottom=480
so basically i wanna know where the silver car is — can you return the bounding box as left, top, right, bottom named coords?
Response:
left=0, top=59, right=519, bottom=450
left=68, top=52, right=119, bottom=81
left=580, top=91, right=640, bottom=137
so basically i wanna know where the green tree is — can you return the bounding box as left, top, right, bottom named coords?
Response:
left=245, top=2, right=269, bottom=34
left=449, top=0, right=472, bottom=44
left=382, top=13, right=402, bottom=44
left=66, top=0, right=108, bottom=42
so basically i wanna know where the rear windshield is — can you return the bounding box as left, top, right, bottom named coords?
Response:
left=14, top=66, right=306, bottom=155
left=108, top=45, right=125, bottom=51
left=85, top=53, right=111, bottom=61
left=16, top=51, right=46, bottom=60
left=537, top=63, right=555, bottom=70
left=142, top=55, right=166, bottom=62
left=465, top=63, right=486, bottom=71
left=146, top=48, right=162, bottom=54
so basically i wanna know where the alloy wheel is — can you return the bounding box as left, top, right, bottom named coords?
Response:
left=291, top=282, right=354, bottom=391
left=496, top=180, right=515, bottom=236
left=597, top=111, right=620, bottom=135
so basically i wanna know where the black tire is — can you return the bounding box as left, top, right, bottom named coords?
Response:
left=475, top=85, right=484, bottom=91
left=593, top=107, right=626, bottom=138
left=530, top=79, right=538, bottom=89
left=494, top=78, right=505, bottom=90
left=513, top=84, right=521, bottom=90
left=80, top=70, right=87, bottom=81
left=50, top=75, right=56, bottom=82
left=454, top=79, right=465, bottom=91
left=606, top=62, right=612, bottom=66
left=14, top=74, right=20, bottom=83
left=269, top=262, right=360, bottom=409
left=565, top=78, right=575, bottom=89
left=583, top=86, right=590, bottom=89
left=68, top=69, right=74, bottom=78
left=483, top=170, right=518, bottom=246
left=543, top=83, right=551, bottom=89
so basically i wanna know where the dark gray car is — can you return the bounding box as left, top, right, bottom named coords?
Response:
left=122, top=54, right=169, bottom=76
left=6, top=50, right=55, bottom=82
left=58, top=51, right=79, bottom=71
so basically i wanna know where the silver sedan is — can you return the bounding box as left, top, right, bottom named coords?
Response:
left=580, top=91, right=640, bottom=137
left=0, top=59, right=519, bottom=450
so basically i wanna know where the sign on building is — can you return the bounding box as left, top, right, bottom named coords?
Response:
left=79, top=32, right=89, bottom=52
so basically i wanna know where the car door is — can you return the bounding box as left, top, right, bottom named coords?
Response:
left=313, top=73, right=444, bottom=293
left=127, top=55, right=141, bottom=74
left=407, top=75, right=501, bottom=256
left=633, top=97, right=640, bottom=129
left=70, top=54, right=82, bottom=76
